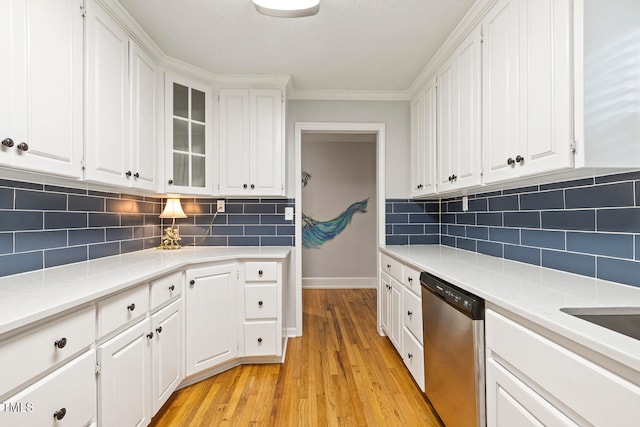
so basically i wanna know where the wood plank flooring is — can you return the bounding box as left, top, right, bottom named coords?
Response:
left=150, top=289, right=441, bottom=426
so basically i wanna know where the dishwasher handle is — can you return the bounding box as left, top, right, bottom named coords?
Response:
left=420, top=271, right=484, bottom=320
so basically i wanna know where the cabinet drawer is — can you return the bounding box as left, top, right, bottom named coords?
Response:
left=1, top=350, right=96, bottom=426
left=486, top=309, right=640, bottom=427
left=403, top=264, right=421, bottom=296
left=381, top=253, right=402, bottom=283
left=403, top=288, right=423, bottom=344
left=244, top=321, right=277, bottom=356
left=98, top=283, right=149, bottom=338
left=245, top=262, right=278, bottom=282
left=150, top=271, right=182, bottom=310
left=0, top=305, right=95, bottom=398
left=245, top=284, right=277, bottom=319
left=403, top=328, right=425, bottom=392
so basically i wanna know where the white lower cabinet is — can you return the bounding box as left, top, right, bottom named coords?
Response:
left=379, top=252, right=425, bottom=391
left=98, top=319, right=152, bottom=427
left=486, top=307, right=640, bottom=427
left=185, top=264, right=238, bottom=376
left=486, top=358, right=579, bottom=426
left=1, top=350, right=96, bottom=427
left=151, top=300, right=183, bottom=414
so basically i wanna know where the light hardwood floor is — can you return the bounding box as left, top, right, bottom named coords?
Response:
left=150, top=289, right=442, bottom=426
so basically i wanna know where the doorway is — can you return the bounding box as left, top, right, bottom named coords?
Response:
left=294, top=122, right=386, bottom=336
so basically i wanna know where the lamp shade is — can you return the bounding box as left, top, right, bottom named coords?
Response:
left=253, top=0, right=319, bottom=18
left=159, top=197, right=187, bottom=219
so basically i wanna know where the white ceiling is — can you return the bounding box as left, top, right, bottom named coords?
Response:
left=118, top=0, right=475, bottom=92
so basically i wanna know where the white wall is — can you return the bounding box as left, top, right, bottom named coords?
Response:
left=286, top=100, right=411, bottom=199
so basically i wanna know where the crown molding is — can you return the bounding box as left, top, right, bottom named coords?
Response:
left=407, top=0, right=498, bottom=99
left=288, top=89, right=410, bottom=102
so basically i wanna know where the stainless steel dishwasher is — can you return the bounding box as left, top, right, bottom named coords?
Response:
left=420, top=271, right=485, bottom=427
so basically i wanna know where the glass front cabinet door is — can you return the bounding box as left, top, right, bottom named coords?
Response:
left=164, top=74, right=212, bottom=194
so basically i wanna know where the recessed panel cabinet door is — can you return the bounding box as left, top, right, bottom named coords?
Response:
left=98, top=319, right=152, bottom=427
left=519, top=0, right=573, bottom=176
left=219, top=89, right=251, bottom=194
left=482, top=0, right=520, bottom=183
left=130, top=43, right=159, bottom=191
left=250, top=89, right=283, bottom=196
left=0, top=0, right=82, bottom=177
left=151, top=300, right=183, bottom=414
left=85, top=0, right=130, bottom=186
left=185, top=264, right=238, bottom=376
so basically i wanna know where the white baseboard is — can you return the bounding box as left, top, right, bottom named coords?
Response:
left=302, top=277, right=377, bottom=289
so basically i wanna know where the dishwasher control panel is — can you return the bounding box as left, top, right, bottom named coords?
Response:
left=420, top=272, right=484, bottom=319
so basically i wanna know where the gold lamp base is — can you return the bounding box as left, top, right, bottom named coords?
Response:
left=158, top=226, right=182, bottom=250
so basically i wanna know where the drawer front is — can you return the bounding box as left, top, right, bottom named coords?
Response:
left=150, top=271, right=182, bottom=310
left=381, top=253, right=402, bottom=283
left=486, top=309, right=640, bottom=427
left=244, top=321, right=277, bottom=356
left=98, top=284, right=149, bottom=338
left=403, top=264, right=421, bottom=296
left=0, top=306, right=95, bottom=398
left=1, top=350, right=96, bottom=427
left=403, top=328, right=425, bottom=392
left=245, top=262, right=278, bottom=282
left=403, top=288, right=423, bottom=343
left=245, top=284, right=277, bottom=319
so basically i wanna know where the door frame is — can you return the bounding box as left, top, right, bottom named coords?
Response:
left=294, top=122, right=386, bottom=336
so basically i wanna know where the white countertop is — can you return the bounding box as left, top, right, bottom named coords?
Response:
left=380, top=245, right=640, bottom=374
left=0, top=246, right=290, bottom=336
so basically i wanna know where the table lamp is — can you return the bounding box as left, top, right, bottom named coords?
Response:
left=159, top=196, right=187, bottom=249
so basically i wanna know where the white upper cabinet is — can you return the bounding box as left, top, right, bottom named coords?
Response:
left=130, top=43, right=160, bottom=192
left=85, top=0, right=130, bottom=187
left=219, top=88, right=284, bottom=197
left=0, top=0, right=83, bottom=179
left=164, top=74, right=212, bottom=195
left=437, top=27, right=482, bottom=193
left=482, top=0, right=573, bottom=184
left=85, top=0, right=160, bottom=191
left=410, top=77, right=437, bottom=197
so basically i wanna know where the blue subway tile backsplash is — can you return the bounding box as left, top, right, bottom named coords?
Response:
left=432, top=171, right=640, bottom=287
left=0, top=179, right=163, bottom=277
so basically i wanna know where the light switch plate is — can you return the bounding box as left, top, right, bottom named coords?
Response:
left=284, top=206, right=294, bottom=221
left=217, top=200, right=225, bottom=213
left=462, top=196, right=469, bottom=212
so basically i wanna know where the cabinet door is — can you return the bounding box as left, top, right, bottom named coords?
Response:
left=519, top=0, right=573, bottom=176
left=98, top=319, right=152, bottom=427
left=410, top=94, right=424, bottom=196
left=1, top=350, right=96, bottom=427
left=0, top=0, right=82, bottom=177
left=185, top=264, right=238, bottom=376
left=151, top=300, right=183, bottom=414
left=451, top=27, right=482, bottom=190
left=165, top=75, right=211, bottom=194
left=218, top=89, right=250, bottom=195
left=380, top=273, right=391, bottom=335
left=250, top=89, right=283, bottom=196
left=411, top=81, right=437, bottom=197
left=390, top=277, right=403, bottom=353
left=130, top=43, right=159, bottom=191
left=482, top=0, right=521, bottom=184
left=85, top=0, right=130, bottom=187
left=486, top=358, right=579, bottom=426
left=437, top=60, right=455, bottom=189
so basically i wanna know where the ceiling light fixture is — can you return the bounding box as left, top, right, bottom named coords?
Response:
left=253, top=0, right=320, bottom=18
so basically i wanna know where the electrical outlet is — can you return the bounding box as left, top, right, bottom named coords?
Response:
left=462, top=196, right=469, bottom=212
left=217, top=200, right=225, bottom=212
left=284, top=206, right=294, bottom=221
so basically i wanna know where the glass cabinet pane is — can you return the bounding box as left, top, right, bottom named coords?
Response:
left=192, top=123, right=205, bottom=154
left=191, top=89, right=205, bottom=122
left=173, top=83, right=189, bottom=119
left=173, top=153, right=189, bottom=186
left=173, top=119, right=188, bottom=152
left=192, top=156, right=205, bottom=187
